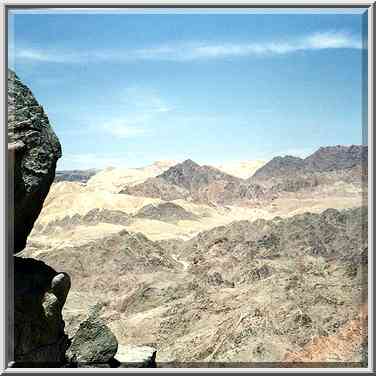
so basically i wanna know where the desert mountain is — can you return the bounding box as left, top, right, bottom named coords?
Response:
left=304, top=145, right=368, bottom=172
left=55, top=169, right=100, bottom=183
left=120, top=159, right=269, bottom=205
left=121, top=146, right=367, bottom=205
left=158, top=159, right=241, bottom=191
left=252, top=145, right=367, bottom=183
left=29, top=143, right=366, bottom=248
left=251, top=156, right=306, bottom=181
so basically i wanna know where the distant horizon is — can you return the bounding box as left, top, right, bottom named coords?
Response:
left=54, top=142, right=366, bottom=172
left=9, top=9, right=367, bottom=170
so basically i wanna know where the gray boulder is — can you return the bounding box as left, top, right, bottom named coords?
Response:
left=8, top=69, right=62, bottom=254
left=66, top=315, right=118, bottom=364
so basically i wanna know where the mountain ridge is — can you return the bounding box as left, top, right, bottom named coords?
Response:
left=251, top=145, right=367, bottom=181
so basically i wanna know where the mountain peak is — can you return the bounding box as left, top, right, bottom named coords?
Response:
left=180, top=159, right=201, bottom=168
left=304, top=144, right=367, bottom=172
left=252, top=155, right=305, bottom=180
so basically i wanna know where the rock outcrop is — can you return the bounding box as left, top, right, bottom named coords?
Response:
left=8, top=69, right=62, bottom=254
left=8, top=70, right=69, bottom=366
left=66, top=314, right=118, bottom=365
left=14, top=257, right=70, bottom=366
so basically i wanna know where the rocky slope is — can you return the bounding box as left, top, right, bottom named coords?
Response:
left=135, top=202, right=199, bottom=223
left=177, top=206, right=367, bottom=269
left=34, top=208, right=131, bottom=235
left=121, top=159, right=269, bottom=205
left=21, top=206, right=367, bottom=365
left=304, top=145, right=368, bottom=172
left=251, top=145, right=368, bottom=192
left=55, top=169, right=99, bottom=183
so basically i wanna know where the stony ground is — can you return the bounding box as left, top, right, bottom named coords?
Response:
left=21, top=203, right=368, bottom=366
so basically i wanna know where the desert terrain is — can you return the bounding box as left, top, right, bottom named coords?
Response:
left=20, top=145, right=368, bottom=366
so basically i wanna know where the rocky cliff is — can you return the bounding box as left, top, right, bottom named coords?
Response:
left=8, top=69, right=72, bottom=366
left=8, top=69, right=62, bottom=254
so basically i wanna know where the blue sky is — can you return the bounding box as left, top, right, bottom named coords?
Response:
left=9, top=9, right=367, bottom=170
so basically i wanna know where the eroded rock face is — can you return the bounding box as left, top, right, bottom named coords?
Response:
left=14, top=257, right=71, bottom=365
left=8, top=69, right=62, bottom=254
left=9, top=70, right=69, bottom=366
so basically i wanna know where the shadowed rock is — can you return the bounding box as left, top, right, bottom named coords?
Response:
left=9, top=70, right=70, bottom=367
left=14, top=257, right=70, bottom=365
left=8, top=69, right=61, bottom=254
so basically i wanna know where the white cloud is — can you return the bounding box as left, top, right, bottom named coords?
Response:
left=13, top=30, right=362, bottom=64
left=304, top=31, right=362, bottom=49
left=61, top=87, right=173, bottom=139
left=100, top=121, right=148, bottom=139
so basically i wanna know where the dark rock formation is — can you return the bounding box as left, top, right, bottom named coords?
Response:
left=121, top=177, right=190, bottom=201
left=66, top=314, right=118, bottom=364
left=55, top=169, right=99, bottom=183
left=34, top=208, right=131, bottom=234
left=251, top=145, right=368, bottom=187
left=252, top=155, right=305, bottom=181
left=159, top=159, right=237, bottom=191
left=181, top=206, right=368, bottom=265
left=135, top=202, right=198, bottom=223
left=8, top=70, right=70, bottom=367
left=121, top=159, right=269, bottom=205
left=304, top=145, right=368, bottom=173
left=8, top=69, right=62, bottom=253
left=14, top=257, right=71, bottom=365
